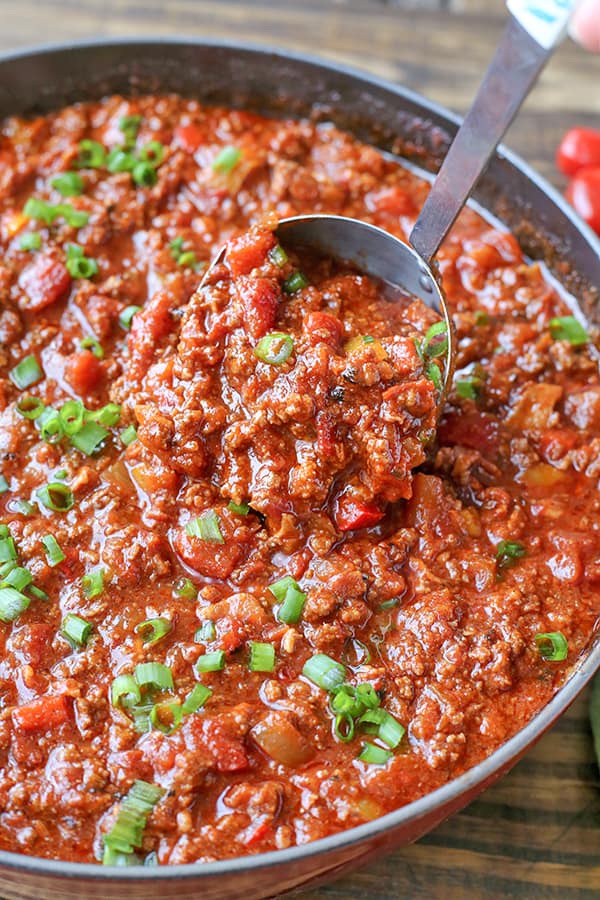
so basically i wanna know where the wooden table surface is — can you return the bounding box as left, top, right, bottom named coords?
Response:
left=2, top=1, right=599, bottom=897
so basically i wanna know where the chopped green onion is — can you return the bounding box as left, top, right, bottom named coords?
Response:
left=456, top=377, right=481, bottom=401
left=134, top=662, right=174, bottom=691
left=15, top=499, right=35, bottom=516
left=268, top=575, right=307, bottom=624
left=212, top=146, right=242, bottom=174
left=0, top=525, right=9, bottom=537
left=362, top=335, right=375, bottom=344
left=119, top=305, right=141, bottom=330
left=66, top=244, right=98, bottom=279
left=228, top=500, right=249, bottom=515
left=9, top=354, right=43, bottom=390
left=0, top=535, right=17, bottom=563
left=0, top=561, right=15, bottom=580
left=474, top=310, right=489, bottom=326
left=549, top=316, right=588, bottom=347
left=59, top=400, right=84, bottom=435
left=302, top=653, right=347, bottom=691
left=54, top=469, right=68, bottom=480
left=41, top=534, right=65, bottom=567
left=496, top=540, right=526, bottom=573
left=111, top=674, right=141, bottom=708
left=249, top=641, right=276, bottom=673
left=80, top=336, right=104, bottom=358
left=0, top=566, right=32, bottom=592
left=138, top=141, right=164, bottom=166
left=427, top=362, right=442, bottom=392
left=107, top=147, right=136, bottom=173
left=150, top=701, right=182, bottom=735
left=23, top=197, right=59, bottom=225
left=176, top=250, right=199, bottom=269
left=196, top=650, right=226, bottom=673
left=74, top=139, right=106, bottom=169
left=132, top=162, right=158, bottom=188
left=173, top=576, right=196, bottom=600
left=342, top=639, right=372, bottom=668
left=254, top=332, right=294, bottom=366
left=170, top=236, right=184, bottom=258
left=334, top=712, right=355, bottom=742
left=195, top=620, right=216, bottom=643
left=70, top=422, right=108, bottom=456
left=421, top=321, right=448, bottom=358
left=28, top=584, right=48, bottom=601
left=535, top=631, right=568, bottom=661
left=355, top=682, right=381, bottom=709
left=358, top=742, right=393, bottom=765
left=135, top=617, right=171, bottom=645
left=61, top=613, right=93, bottom=647
left=19, top=231, right=41, bottom=251
left=37, top=482, right=74, bottom=512
left=0, top=586, right=30, bottom=622
left=359, top=709, right=405, bottom=749
left=82, top=567, right=105, bottom=599
left=16, top=396, right=45, bottom=419
left=59, top=204, right=90, bottom=228
left=186, top=509, right=224, bottom=544
left=38, top=407, right=63, bottom=444
left=282, top=271, right=309, bottom=294
left=51, top=172, right=84, bottom=197
left=0, top=476, right=8, bottom=494
left=181, top=683, right=212, bottom=714
left=88, top=402, right=121, bottom=427
left=269, top=244, right=288, bottom=266
left=102, top=779, right=163, bottom=865
left=120, top=425, right=137, bottom=446
left=118, top=114, right=142, bottom=147
left=131, top=703, right=153, bottom=734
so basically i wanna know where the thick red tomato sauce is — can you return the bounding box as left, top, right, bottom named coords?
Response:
left=0, top=95, right=599, bottom=865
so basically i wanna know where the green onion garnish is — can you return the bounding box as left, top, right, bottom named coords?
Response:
left=15, top=499, right=35, bottom=516
left=65, top=244, right=98, bottom=279
left=19, top=232, right=41, bottom=251
left=135, top=618, right=171, bottom=645
left=334, top=713, right=355, bottom=742
left=134, top=662, right=174, bottom=691
left=106, top=147, right=136, bottom=173
left=138, top=141, right=164, bottom=166
left=132, top=162, right=158, bottom=188
left=59, top=204, right=90, bottom=228
left=535, top=631, right=568, bottom=661
left=74, top=139, right=106, bottom=169
left=302, top=653, right=347, bottom=691
left=181, top=683, right=212, bottom=714
left=421, top=321, right=448, bottom=358
left=82, top=567, right=105, bottom=599
left=212, top=146, right=242, bottom=174
left=70, top=422, right=109, bottom=456
left=120, top=425, right=137, bottom=446
left=41, top=534, right=65, bottom=567
left=456, top=377, right=481, bottom=401
left=51, top=172, right=84, bottom=197
left=268, top=575, right=307, bottom=624
left=119, top=305, right=142, bottom=330
left=80, top=336, right=104, bottom=358
left=38, top=407, right=63, bottom=444
left=249, top=641, right=276, bottom=673
left=150, top=701, right=182, bottom=735
left=28, top=584, right=48, bottom=601
left=0, top=535, right=17, bottom=563
left=1, top=566, right=32, bottom=591
left=427, top=362, right=442, bottom=392
left=359, top=708, right=405, bottom=749
left=549, top=315, right=588, bottom=347
left=88, top=402, right=121, bottom=427
left=0, top=586, right=30, bottom=622
left=102, top=779, right=163, bottom=866
left=269, top=244, right=288, bottom=267
left=118, top=114, right=142, bottom=147
left=24, top=198, right=89, bottom=229
left=37, top=482, right=74, bottom=512
left=282, top=271, right=308, bottom=294
left=61, top=613, right=93, bottom=647
left=170, top=236, right=184, bottom=258
left=176, top=250, right=199, bottom=269
left=194, top=620, right=216, bottom=643
left=16, top=396, right=45, bottom=419
left=254, top=332, right=294, bottom=366
left=358, top=742, right=393, bottom=765
left=196, top=650, right=226, bottom=673
left=111, top=674, right=141, bottom=708
left=9, top=354, right=43, bottom=390
left=228, top=500, right=249, bottom=515
left=185, top=509, right=224, bottom=544
left=0, top=476, right=8, bottom=494
left=173, top=576, right=196, bottom=600
left=496, top=540, right=526, bottom=573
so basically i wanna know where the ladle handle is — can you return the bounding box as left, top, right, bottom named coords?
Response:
left=409, top=0, right=580, bottom=266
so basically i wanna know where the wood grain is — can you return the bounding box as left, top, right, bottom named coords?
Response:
left=0, top=2, right=599, bottom=898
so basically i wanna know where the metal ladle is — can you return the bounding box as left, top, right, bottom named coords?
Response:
left=204, top=1, right=580, bottom=404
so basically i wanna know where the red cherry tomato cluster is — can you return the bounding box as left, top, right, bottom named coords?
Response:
left=557, top=127, right=600, bottom=235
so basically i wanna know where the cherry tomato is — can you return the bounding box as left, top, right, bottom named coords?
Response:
left=566, top=166, right=600, bottom=235
left=556, top=127, right=600, bottom=177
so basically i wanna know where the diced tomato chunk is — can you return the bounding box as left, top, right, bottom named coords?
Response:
left=238, top=276, right=280, bottom=339
left=174, top=526, right=245, bottom=579
left=304, top=312, right=343, bottom=347
left=12, top=694, right=71, bottom=732
left=226, top=229, right=277, bottom=277
left=174, top=123, right=205, bottom=152
left=204, top=720, right=250, bottom=773
left=335, top=495, right=385, bottom=531
left=19, top=254, right=71, bottom=311
left=438, top=410, right=500, bottom=455
left=64, top=350, right=103, bottom=396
